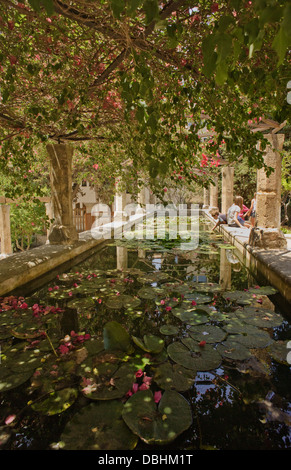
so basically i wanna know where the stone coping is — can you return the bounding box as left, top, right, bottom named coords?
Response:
left=0, top=212, right=150, bottom=297
left=204, top=210, right=291, bottom=304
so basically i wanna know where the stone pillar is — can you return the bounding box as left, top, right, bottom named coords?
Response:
left=221, top=167, right=234, bottom=214
left=203, top=188, right=210, bottom=208
left=0, top=204, right=12, bottom=255
left=116, top=246, right=128, bottom=270
left=46, top=143, right=78, bottom=245
left=249, top=134, right=287, bottom=249
left=209, top=176, right=219, bottom=209
left=219, top=248, right=231, bottom=290
left=114, top=190, right=127, bottom=223
left=138, top=186, right=151, bottom=211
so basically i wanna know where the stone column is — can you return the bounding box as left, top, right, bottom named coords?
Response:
left=249, top=133, right=287, bottom=249
left=209, top=176, right=219, bottom=209
left=221, top=167, right=234, bottom=214
left=138, top=186, right=151, bottom=211
left=0, top=204, right=12, bottom=255
left=46, top=143, right=78, bottom=245
left=203, top=188, right=210, bottom=208
left=114, top=189, right=127, bottom=223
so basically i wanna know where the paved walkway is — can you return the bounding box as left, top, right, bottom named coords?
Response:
left=205, top=212, right=291, bottom=305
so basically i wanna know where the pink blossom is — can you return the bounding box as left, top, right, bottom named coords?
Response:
left=154, top=391, right=162, bottom=403
left=165, top=306, right=172, bottom=312
left=5, top=415, right=16, bottom=425
left=139, top=383, right=150, bottom=391
left=160, top=299, right=165, bottom=305
left=132, top=383, right=139, bottom=393
left=191, top=300, right=197, bottom=306
left=20, top=302, right=28, bottom=309
left=135, top=369, right=144, bottom=378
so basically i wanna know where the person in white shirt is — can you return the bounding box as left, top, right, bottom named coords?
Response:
left=227, top=196, right=251, bottom=229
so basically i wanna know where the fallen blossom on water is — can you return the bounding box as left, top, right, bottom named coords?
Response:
left=135, top=369, right=144, bottom=378
left=5, top=415, right=16, bottom=425
left=154, top=391, right=162, bottom=403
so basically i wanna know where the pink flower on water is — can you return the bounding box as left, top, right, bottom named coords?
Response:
left=160, top=300, right=165, bottom=305
left=139, top=383, right=150, bottom=391
left=135, top=369, right=144, bottom=378
left=5, top=415, right=16, bottom=425
left=132, top=383, right=139, bottom=394
left=154, top=391, right=162, bottom=403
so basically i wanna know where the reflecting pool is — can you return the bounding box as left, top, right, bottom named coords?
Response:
left=0, top=216, right=290, bottom=450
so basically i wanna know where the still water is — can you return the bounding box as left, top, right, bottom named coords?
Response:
left=0, top=216, right=290, bottom=450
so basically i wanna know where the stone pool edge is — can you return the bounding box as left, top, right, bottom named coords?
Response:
left=0, top=215, right=149, bottom=297
left=203, top=210, right=291, bottom=305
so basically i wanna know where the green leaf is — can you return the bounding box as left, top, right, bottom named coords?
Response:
left=272, top=26, right=289, bottom=64
left=215, top=62, right=228, bottom=85
left=103, top=321, right=132, bottom=352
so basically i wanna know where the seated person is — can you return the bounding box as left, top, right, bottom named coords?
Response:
left=209, top=209, right=227, bottom=231
left=227, top=196, right=251, bottom=228
left=239, top=204, right=249, bottom=220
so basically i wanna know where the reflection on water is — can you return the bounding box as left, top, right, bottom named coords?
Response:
left=0, top=219, right=290, bottom=450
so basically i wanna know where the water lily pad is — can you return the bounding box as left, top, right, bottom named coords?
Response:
left=171, top=307, right=209, bottom=326
left=132, top=334, right=165, bottom=354
left=103, top=321, right=131, bottom=352
left=0, top=366, right=33, bottom=392
left=31, top=387, right=78, bottom=415
left=105, top=296, right=123, bottom=309
left=183, top=293, right=213, bottom=304
left=122, top=389, right=192, bottom=445
left=159, top=325, right=179, bottom=336
left=189, top=325, right=227, bottom=344
left=154, top=363, right=195, bottom=391
left=222, top=291, right=256, bottom=305
left=216, top=338, right=252, bottom=361
left=248, top=286, right=278, bottom=296
left=60, top=400, right=138, bottom=450
left=267, top=340, right=290, bottom=365
left=81, top=363, right=136, bottom=400
left=67, top=297, right=96, bottom=309
left=137, top=286, right=157, bottom=299
left=167, top=338, right=221, bottom=371
left=235, top=307, right=283, bottom=328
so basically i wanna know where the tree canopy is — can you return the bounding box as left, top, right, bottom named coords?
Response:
left=0, top=0, right=290, bottom=199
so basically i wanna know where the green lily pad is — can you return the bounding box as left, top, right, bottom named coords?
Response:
left=81, top=363, right=136, bottom=400
left=267, top=340, right=290, bottom=365
left=122, top=389, right=192, bottom=445
left=0, top=366, right=33, bottom=392
left=132, top=334, right=165, bottom=354
left=31, top=387, right=78, bottom=415
left=189, top=325, right=227, bottom=344
left=154, top=362, right=195, bottom=391
left=248, top=286, right=278, bottom=296
left=67, top=297, right=96, bottom=309
left=159, top=325, right=179, bottom=336
left=216, top=338, right=252, bottom=361
left=171, top=307, right=209, bottom=326
left=222, top=291, right=256, bottom=305
left=60, top=400, right=138, bottom=450
left=183, top=293, right=213, bottom=304
left=137, top=286, right=157, bottom=300
left=105, top=296, right=123, bottom=309
left=235, top=307, right=283, bottom=328
left=103, top=321, right=131, bottom=352
left=167, top=338, right=222, bottom=371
